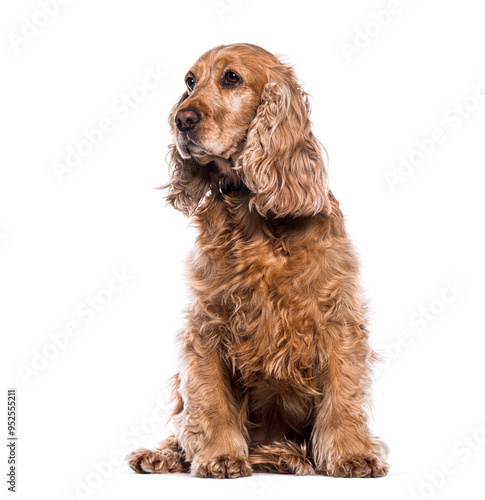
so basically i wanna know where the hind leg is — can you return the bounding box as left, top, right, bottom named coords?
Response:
left=127, top=435, right=190, bottom=474
left=249, top=440, right=315, bottom=475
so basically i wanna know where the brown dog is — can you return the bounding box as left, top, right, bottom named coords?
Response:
left=127, top=43, right=389, bottom=479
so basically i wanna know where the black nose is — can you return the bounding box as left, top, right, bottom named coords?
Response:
left=175, top=108, right=200, bottom=132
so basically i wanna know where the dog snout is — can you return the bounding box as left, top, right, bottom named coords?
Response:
left=175, top=108, right=200, bottom=132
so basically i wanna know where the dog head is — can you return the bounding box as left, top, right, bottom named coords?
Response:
left=166, top=43, right=331, bottom=218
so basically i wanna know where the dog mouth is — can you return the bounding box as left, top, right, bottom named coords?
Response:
left=176, top=135, right=212, bottom=161
left=186, top=141, right=208, bottom=156
left=176, top=134, right=246, bottom=192
left=175, top=128, right=241, bottom=168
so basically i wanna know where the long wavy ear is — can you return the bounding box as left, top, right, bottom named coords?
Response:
left=237, top=66, right=331, bottom=218
left=163, top=94, right=213, bottom=216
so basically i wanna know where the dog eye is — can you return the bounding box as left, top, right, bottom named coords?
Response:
left=223, top=71, right=242, bottom=87
left=186, top=76, right=195, bottom=92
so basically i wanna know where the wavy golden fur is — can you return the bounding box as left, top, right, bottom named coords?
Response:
left=127, top=43, right=389, bottom=478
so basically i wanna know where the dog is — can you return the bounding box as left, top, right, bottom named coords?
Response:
left=127, top=43, right=389, bottom=479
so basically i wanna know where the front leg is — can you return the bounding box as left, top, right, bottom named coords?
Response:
left=312, top=322, right=389, bottom=478
left=176, top=324, right=251, bottom=478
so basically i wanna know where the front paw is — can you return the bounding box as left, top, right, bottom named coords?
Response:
left=191, top=454, right=252, bottom=479
left=127, top=448, right=189, bottom=474
left=327, top=454, right=389, bottom=478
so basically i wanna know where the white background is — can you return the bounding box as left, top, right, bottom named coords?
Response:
left=1, top=1, right=485, bottom=499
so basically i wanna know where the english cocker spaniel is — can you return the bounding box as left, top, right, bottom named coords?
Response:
left=127, top=43, right=389, bottom=478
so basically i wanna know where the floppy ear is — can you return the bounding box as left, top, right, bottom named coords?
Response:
left=164, top=95, right=213, bottom=216
left=237, top=67, right=331, bottom=218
